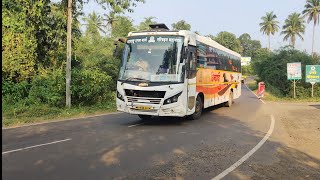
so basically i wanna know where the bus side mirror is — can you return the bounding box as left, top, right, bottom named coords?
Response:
left=113, top=39, right=119, bottom=57
left=181, top=65, right=186, bottom=80
left=183, top=46, right=188, bottom=60
left=113, top=37, right=127, bottom=57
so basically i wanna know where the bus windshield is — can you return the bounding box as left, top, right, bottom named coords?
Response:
left=119, top=36, right=184, bottom=82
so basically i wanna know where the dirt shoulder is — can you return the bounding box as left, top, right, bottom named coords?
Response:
left=240, top=101, right=320, bottom=180
left=235, top=83, right=320, bottom=179
left=270, top=102, right=320, bottom=159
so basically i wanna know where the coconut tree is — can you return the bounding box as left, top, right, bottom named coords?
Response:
left=281, top=12, right=306, bottom=48
left=103, top=11, right=118, bottom=36
left=138, top=17, right=157, bottom=30
left=82, top=12, right=107, bottom=37
left=259, top=11, right=280, bottom=51
left=302, top=0, right=320, bottom=56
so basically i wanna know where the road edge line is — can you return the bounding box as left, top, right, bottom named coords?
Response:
left=244, top=83, right=266, bottom=104
left=128, top=123, right=144, bottom=128
left=2, top=138, right=72, bottom=155
left=211, top=114, right=275, bottom=180
left=2, top=112, right=121, bottom=130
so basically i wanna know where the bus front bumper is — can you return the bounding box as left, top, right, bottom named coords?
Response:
left=116, top=99, right=185, bottom=117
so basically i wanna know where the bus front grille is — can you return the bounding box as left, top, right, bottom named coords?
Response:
left=127, top=97, right=162, bottom=104
left=124, top=89, right=166, bottom=98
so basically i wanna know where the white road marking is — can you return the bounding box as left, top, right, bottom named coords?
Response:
left=128, top=123, right=144, bottom=128
left=178, top=132, right=187, bottom=134
left=2, top=138, right=72, bottom=155
left=211, top=115, right=275, bottom=180
left=2, top=112, right=121, bottom=130
left=244, top=83, right=266, bottom=104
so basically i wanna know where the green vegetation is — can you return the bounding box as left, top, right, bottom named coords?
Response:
left=2, top=0, right=143, bottom=127
left=238, top=33, right=262, bottom=57
left=253, top=3, right=320, bottom=101
left=138, top=16, right=157, bottom=30
left=250, top=47, right=320, bottom=100
left=2, top=0, right=319, bottom=127
left=213, top=31, right=242, bottom=54
left=2, top=99, right=116, bottom=127
left=246, top=79, right=320, bottom=102
left=171, top=20, right=191, bottom=30
left=241, top=65, right=254, bottom=76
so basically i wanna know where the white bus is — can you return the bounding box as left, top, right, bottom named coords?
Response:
left=114, top=24, right=241, bottom=120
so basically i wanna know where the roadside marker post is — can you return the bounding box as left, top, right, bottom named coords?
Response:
left=257, top=82, right=265, bottom=99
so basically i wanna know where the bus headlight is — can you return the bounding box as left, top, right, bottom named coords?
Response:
left=164, top=92, right=182, bottom=105
left=117, top=91, right=124, bottom=101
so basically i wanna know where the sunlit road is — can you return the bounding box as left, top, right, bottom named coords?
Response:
left=2, top=86, right=320, bottom=180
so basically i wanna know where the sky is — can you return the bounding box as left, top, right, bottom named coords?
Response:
left=81, top=0, right=319, bottom=54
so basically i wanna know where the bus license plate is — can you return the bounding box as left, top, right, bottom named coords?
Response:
left=134, top=106, right=152, bottom=110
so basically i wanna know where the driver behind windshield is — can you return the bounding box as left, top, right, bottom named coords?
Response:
left=127, top=51, right=149, bottom=72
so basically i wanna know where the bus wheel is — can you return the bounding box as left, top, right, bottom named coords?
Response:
left=225, top=91, right=233, bottom=107
left=189, top=95, right=203, bottom=120
left=138, top=115, right=152, bottom=120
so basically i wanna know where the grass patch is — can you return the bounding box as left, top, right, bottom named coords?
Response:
left=2, top=101, right=116, bottom=127
left=246, top=81, right=258, bottom=91
left=245, top=81, right=320, bottom=102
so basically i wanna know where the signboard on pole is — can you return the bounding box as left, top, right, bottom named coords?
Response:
left=306, top=65, right=320, bottom=83
left=287, top=62, right=302, bottom=80
left=306, top=65, right=320, bottom=97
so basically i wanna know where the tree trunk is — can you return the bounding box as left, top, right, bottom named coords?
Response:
left=268, top=34, right=270, bottom=51
left=66, top=0, right=72, bottom=108
left=312, top=24, right=315, bottom=56
left=292, top=36, right=295, bottom=49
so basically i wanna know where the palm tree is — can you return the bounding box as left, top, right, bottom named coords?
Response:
left=259, top=11, right=280, bottom=51
left=103, top=11, right=118, bottom=36
left=82, top=12, right=107, bottom=37
left=138, top=17, right=157, bottom=30
left=171, top=20, right=191, bottom=30
left=281, top=12, right=306, bottom=48
left=302, top=0, right=320, bottom=56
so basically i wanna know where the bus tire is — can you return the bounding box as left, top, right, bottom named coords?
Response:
left=189, top=95, right=203, bottom=120
left=225, top=91, right=233, bottom=107
left=138, top=115, right=152, bottom=120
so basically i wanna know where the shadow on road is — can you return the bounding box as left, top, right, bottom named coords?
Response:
left=3, top=95, right=320, bottom=180
left=125, top=103, right=226, bottom=127
left=116, top=114, right=320, bottom=180
left=309, top=104, right=320, bottom=109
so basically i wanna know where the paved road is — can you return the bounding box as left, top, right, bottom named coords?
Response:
left=2, top=86, right=319, bottom=180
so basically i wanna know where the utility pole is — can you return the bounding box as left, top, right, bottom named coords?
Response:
left=66, top=0, right=72, bottom=108
left=293, top=79, right=296, bottom=98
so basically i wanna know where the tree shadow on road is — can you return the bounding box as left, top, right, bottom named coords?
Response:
left=309, top=104, right=320, bottom=109
left=3, top=105, right=320, bottom=180
left=111, top=112, right=320, bottom=180
left=124, top=104, right=227, bottom=127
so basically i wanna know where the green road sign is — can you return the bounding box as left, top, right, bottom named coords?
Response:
left=287, top=62, right=302, bottom=80
left=306, top=65, right=320, bottom=83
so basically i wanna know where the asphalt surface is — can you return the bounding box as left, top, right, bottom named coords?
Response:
left=2, top=86, right=319, bottom=180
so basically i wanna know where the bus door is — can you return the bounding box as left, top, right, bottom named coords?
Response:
left=186, top=45, right=197, bottom=114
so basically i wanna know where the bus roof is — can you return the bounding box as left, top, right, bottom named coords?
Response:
left=127, top=30, right=241, bottom=58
